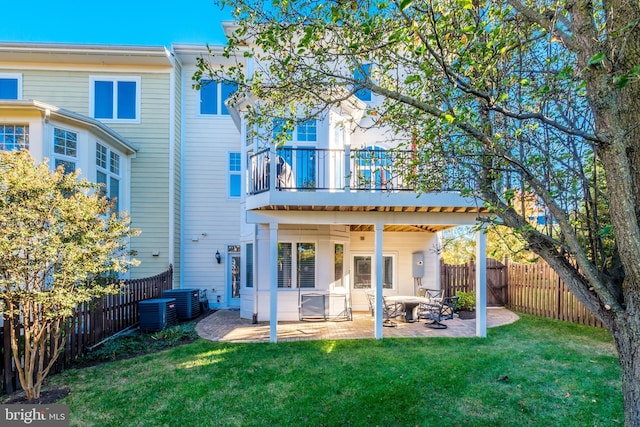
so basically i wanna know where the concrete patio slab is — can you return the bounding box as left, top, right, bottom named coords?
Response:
left=196, top=307, right=520, bottom=343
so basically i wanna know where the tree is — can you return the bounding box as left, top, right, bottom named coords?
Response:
left=0, top=150, right=138, bottom=400
left=441, top=190, right=542, bottom=264
left=439, top=225, right=538, bottom=264
left=201, top=0, right=640, bottom=423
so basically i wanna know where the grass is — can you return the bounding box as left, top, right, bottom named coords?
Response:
left=46, top=314, right=622, bottom=426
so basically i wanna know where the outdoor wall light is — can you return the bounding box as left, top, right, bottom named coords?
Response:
left=215, top=250, right=222, bottom=264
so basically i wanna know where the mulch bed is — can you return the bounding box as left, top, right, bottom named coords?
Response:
left=3, top=387, right=71, bottom=404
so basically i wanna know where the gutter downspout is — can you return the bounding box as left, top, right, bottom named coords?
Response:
left=167, top=48, right=177, bottom=284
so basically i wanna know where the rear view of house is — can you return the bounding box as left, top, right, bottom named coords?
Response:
left=0, top=34, right=491, bottom=342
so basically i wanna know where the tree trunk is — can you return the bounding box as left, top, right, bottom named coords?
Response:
left=612, top=316, right=640, bottom=426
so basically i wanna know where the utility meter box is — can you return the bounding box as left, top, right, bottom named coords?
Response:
left=412, top=251, right=425, bottom=278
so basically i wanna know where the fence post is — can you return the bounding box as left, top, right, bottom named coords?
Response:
left=468, top=258, right=475, bottom=292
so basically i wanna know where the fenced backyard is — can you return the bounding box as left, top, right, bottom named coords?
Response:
left=441, top=258, right=603, bottom=328
left=1, top=259, right=603, bottom=396
left=1, top=266, right=173, bottom=395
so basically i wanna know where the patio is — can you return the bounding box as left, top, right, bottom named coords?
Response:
left=196, top=307, right=520, bottom=343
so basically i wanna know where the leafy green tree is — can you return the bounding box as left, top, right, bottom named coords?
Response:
left=441, top=225, right=538, bottom=264
left=202, top=0, right=640, bottom=423
left=0, top=151, right=138, bottom=400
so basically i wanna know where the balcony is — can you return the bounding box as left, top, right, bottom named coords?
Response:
left=249, top=147, right=478, bottom=193
left=246, top=147, right=483, bottom=215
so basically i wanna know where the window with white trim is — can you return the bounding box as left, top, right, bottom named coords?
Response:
left=200, top=80, right=238, bottom=115
left=353, top=254, right=395, bottom=289
left=96, top=142, right=121, bottom=211
left=229, top=152, right=241, bottom=198
left=277, top=242, right=316, bottom=288
left=90, top=76, right=140, bottom=121
left=296, top=119, right=317, bottom=142
left=245, top=243, right=254, bottom=288
left=272, top=118, right=318, bottom=143
left=53, top=128, right=77, bottom=173
left=0, top=73, right=21, bottom=100
left=0, top=125, right=29, bottom=151
left=334, top=244, right=344, bottom=288
left=272, top=118, right=293, bottom=142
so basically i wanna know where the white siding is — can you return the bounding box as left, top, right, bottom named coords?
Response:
left=10, top=65, right=175, bottom=279
left=180, top=62, right=241, bottom=305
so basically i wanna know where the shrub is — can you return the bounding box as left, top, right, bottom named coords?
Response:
left=455, top=291, right=476, bottom=311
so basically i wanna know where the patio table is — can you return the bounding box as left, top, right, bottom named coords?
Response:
left=384, top=296, right=430, bottom=322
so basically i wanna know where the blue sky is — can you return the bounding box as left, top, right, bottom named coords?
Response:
left=1, top=1, right=232, bottom=47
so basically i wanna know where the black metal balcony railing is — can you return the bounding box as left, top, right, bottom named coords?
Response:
left=248, top=147, right=476, bottom=195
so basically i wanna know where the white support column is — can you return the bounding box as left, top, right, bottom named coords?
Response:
left=475, top=227, right=487, bottom=337
left=269, top=223, right=279, bottom=343
left=374, top=222, right=384, bottom=339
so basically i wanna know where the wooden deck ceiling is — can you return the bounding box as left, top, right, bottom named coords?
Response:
left=254, top=203, right=489, bottom=233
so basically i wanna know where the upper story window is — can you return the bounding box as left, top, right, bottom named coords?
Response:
left=296, top=119, right=317, bottom=142
left=229, top=152, right=241, bottom=198
left=90, top=76, right=140, bottom=122
left=200, top=80, right=238, bottom=115
left=53, top=128, right=78, bottom=173
left=354, top=64, right=372, bottom=102
left=0, top=125, right=29, bottom=151
left=272, top=118, right=293, bottom=142
left=0, top=74, right=21, bottom=100
left=272, top=118, right=317, bottom=143
left=96, top=142, right=121, bottom=211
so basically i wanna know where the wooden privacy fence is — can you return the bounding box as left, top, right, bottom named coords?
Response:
left=1, top=266, right=173, bottom=395
left=441, top=258, right=508, bottom=306
left=507, top=261, right=602, bottom=327
left=441, top=258, right=602, bottom=328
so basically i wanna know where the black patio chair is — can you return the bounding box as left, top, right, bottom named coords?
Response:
left=382, top=296, right=404, bottom=327
left=418, top=296, right=459, bottom=329
left=365, top=290, right=376, bottom=317
left=425, top=288, right=443, bottom=302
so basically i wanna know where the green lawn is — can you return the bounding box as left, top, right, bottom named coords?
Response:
left=49, top=314, right=622, bottom=426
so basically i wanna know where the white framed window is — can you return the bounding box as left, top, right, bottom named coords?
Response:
left=352, top=253, right=395, bottom=290
left=0, top=73, right=21, bottom=100
left=272, top=118, right=293, bottom=142
left=96, top=142, right=121, bottom=211
left=334, top=243, right=344, bottom=288
left=278, top=241, right=316, bottom=288
left=245, top=243, right=254, bottom=289
left=0, top=124, right=29, bottom=151
left=90, top=76, right=140, bottom=122
left=200, top=80, right=237, bottom=115
left=296, top=119, right=317, bottom=142
left=53, top=127, right=78, bottom=173
left=229, top=152, right=241, bottom=198
left=272, top=118, right=318, bottom=143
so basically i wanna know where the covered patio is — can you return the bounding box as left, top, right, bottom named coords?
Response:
left=196, top=308, right=519, bottom=343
